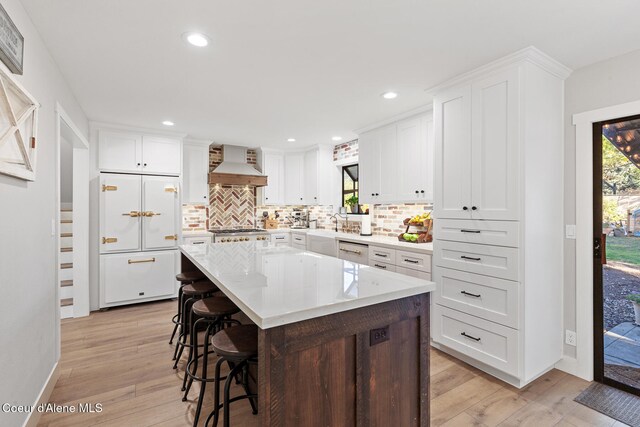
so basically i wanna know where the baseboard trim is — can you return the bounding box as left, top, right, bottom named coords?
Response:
left=23, top=362, right=60, bottom=427
left=555, top=355, right=592, bottom=381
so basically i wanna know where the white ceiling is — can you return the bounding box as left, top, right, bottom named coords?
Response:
left=21, top=0, right=640, bottom=148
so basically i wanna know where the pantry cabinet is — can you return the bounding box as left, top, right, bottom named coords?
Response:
left=431, top=47, right=570, bottom=388
left=358, top=111, right=433, bottom=204
left=99, top=129, right=181, bottom=176
left=182, top=142, right=210, bottom=203
left=433, top=69, right=519, bottom=221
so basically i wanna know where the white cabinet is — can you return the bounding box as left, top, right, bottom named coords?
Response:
left=303, top=146, right=334, bottom=205
left=291, top=232, right=307, bottom=249
left=433, top=69, right=519, bottom=221
left=100, top=250, right=178, bottom=305
left=98, top=129, right=181, bottom=176
left=100, top=173, right=180, bottom=254
left=262, top=152, right=285, bottom=205
left=431, top=48, right=569, bottom=388
left=358, top=112, right=433, bottom=204
left=396, top=114, right=434, bottom=202
left=183, top=235, right=212, bottom=245
left=182, top=143, right=210, bottom=203
left=284, top=153, right=305, bottom=204
left=271, top=232, right=290, bottom=246
left=98, top=131, right=143, bottom=173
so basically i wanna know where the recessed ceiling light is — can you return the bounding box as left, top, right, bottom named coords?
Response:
left=287, top=138, right=296, bottom=142
left=162, top=120, right=175, bottom=126
left=382, top=91, right=398, bottom=99
left=183, top=32, right=210, bottom=47
left=332, top=136, right=343, bottom=141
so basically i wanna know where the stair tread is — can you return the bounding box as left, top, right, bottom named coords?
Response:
left=60, top=263, right=73, bottom=269
left=61, top=247, right=73, bottom=253
left=60, top=298, right=73, bottom=307
left=60, top=219, right=73, bottom=224
left=60, top=280, right=73, bottom=287
left=61, top=233, right=73, bottom=238
left=60, top=208, right=73, bottom=212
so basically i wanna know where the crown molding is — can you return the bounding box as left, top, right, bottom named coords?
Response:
left=89, top=121, right=188, bottom=138
left=354, top=104, right=433, bottom=135
left=425, top=46, right=573, bottom=95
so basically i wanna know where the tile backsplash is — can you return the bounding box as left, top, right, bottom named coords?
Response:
left=333, top=139, right=358, bottom=161
left=371, top=203, right=433, bottom=236
left=182, top=204, right=208, bottom=231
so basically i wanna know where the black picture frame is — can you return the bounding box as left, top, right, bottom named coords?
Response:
left=0, top=2, right=23, bottom=75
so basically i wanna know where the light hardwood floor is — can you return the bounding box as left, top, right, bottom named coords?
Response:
left=38, top=300, right=628, bottom=427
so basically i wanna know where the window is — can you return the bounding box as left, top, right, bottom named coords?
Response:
left=342, top=164, right=358, bottom=206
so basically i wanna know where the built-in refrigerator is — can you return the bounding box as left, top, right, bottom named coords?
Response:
left=99, top=173, right=180, bottom=308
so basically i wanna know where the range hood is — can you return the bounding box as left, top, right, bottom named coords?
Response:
left=208, top=145, right=267, bottom=186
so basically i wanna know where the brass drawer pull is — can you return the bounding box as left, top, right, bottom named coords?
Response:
left=102, top=237, right=117, bottom=244
left=165, top=234, right=178, bottom=240
left=164, top=187, right=178, bottom=193
left=101, top=185, right=117, bottom=192
left=122, top=211, right=142, bottom=217
left=128, top=258, right=156, bottom=264
left=340, top=248, right=362, bottom=255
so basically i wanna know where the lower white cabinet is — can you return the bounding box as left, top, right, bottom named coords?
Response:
left=291, top=232, right=307, bottom=249
left=100, top=250, right=178, bottom=307
left=432, top=304, right=519, bottom=377
left=435, top=240, right=518, bottom=281
left=307, top=235, right=337, bottom=257
left=271, top=233, right=290, bottom=246
left=369, top=261, right=396, bottom=272
left=183, top=236, right=212, bottom=245
left=337, top=241, right=369, bottom=264
left=396, top=266, right=431, bottom=281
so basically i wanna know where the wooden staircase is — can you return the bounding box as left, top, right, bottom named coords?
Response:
left=60, top=205, right=74, bottom=318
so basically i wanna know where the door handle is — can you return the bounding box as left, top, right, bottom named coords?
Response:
left=461, top=332, right=481, bottom=342
left=122, top=211, right=142, bottom=217
left=128, top=257, right=156, bottom=264
left=101, top=185, right=117, bottom=192
left=102, top=237, right=118, bottom=244
left=461, top=255, right=481, bottom=261
left=164, top=234, right=178, bottom=240
left=461, top=290, right=482, bottom=298
left=143, top=211, right=162, bottom=217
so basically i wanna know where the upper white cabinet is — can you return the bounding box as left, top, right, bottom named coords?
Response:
left=303, top=145, right=333, bottom=205
left=358, top=111, right=432, bottom=204
left=284, top=153, right=305, bottom=204
left=182, top=142, right=210, bottom=203
left=99, top=129, right=182, bottom=176
left=262, top=152, right=285, bottom=205
left=434, top=69, right=519, bottom=220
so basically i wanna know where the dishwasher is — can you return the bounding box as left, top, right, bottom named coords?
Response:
left=337, top=241, right=369, bottom=264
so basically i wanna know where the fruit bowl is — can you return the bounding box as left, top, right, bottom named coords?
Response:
left=398, top=232, right=432, bottom=244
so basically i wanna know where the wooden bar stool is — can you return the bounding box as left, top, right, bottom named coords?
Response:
left=169, top=271, right=206, bottom=345
left=206, top=324, right=259, bottom=427
left=172, top=280, right=219, bottom=368
left=182, top=297, right=241, bottom=427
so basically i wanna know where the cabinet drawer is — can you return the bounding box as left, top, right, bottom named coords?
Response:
left=396, top=266, right=431, bottom=281
left=369, top=260, right=396, bottom=272
left=435, top=241, right=518, bottom=281
left=433, top=305, right=519, bottom=376
left=369, top=245, right=396, bottom=264
left=183, top=236, right=212, bottom=245
left=338, top=241, right=369, bottom=265
left=271, top=233, right=290, bottom=245
left=291, top=233, right=307, bottom=245
left=100, top=250, right=178, bottom=305
left=434, top=268, right=519, bottom=328
left=396, top=250, right=432, bottom=273
left=435, top=219, right=519, bottom=248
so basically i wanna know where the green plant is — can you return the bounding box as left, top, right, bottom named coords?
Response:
left=625, top=294, right=640, bottom=304
left=345, top=195, right=358, bottom=206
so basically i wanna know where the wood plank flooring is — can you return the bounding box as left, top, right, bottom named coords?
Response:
left=38, top=300, right=629, bottom=427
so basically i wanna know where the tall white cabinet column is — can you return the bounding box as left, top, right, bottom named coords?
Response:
left=431, top=47, right=572, bottom=387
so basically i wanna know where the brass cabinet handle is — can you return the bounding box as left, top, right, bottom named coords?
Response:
left=102, top=237, right=118, bottom=244
left=102, top=185, right=117, bottom=192
left=128, top=258, right=156, bottom=264
left=143, top=211, right=162, bottom=217
left=164, top=187, right=178, bottom=193
left=122, top=211, right=142, bottom=217
left=164, top=234, right=178, bottom=240
left=339, top=248, right=362, bottom=255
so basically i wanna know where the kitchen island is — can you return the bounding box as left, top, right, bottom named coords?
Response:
left=180, top=242, right=436, bottom=426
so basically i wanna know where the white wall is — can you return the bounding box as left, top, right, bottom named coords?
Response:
left=563, top=48, right=640, bottom=358
left=0, top=0, right=87, bottom=425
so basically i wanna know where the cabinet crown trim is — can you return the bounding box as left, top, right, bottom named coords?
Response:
left=354, top=105, right=432, bottom=135
left=91, top=121, right=187, bottom=139
left=425, top=46, right=572, bottom=95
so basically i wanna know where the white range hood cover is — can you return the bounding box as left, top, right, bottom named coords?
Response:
left=213, top=145, right=263, bottom=176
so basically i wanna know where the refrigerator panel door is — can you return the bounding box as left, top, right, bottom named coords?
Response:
left=100, top=174, right=142, bottom=253
left=142, top=175, right=180, bottom=250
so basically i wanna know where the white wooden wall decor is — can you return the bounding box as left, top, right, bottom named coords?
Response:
left=0, top=66, right=39, bottom=181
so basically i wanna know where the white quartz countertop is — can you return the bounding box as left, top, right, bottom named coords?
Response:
left=180, top=242, right=435, bottom=329
left=182, top=230, right=213, bottom=238
left=265, top=228, right=433, bottom=254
